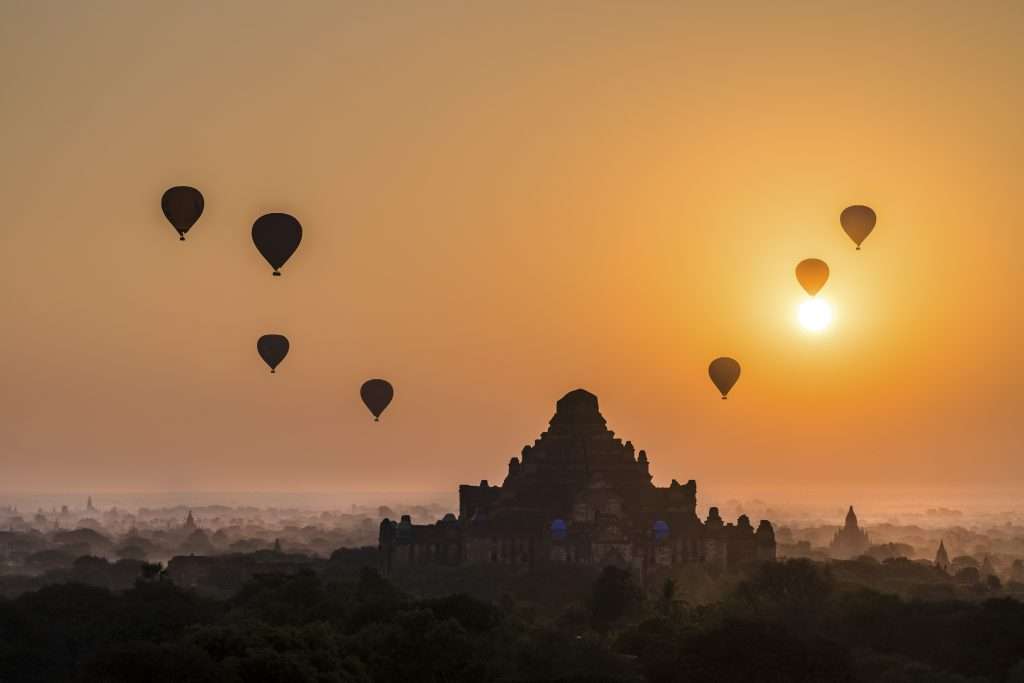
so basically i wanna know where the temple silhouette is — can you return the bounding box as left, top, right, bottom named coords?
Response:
left=379, top=389, right=776, bottom=575
left=830, top=505, right=871, bottom=558
left=935, top=540, right=950, bottom=572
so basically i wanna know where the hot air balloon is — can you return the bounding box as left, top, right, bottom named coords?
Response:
left=840, top=205, right=876, bottom=250
left=252, top=213, right=302, bottom=276
left=795, top=258, right=829, bottom=296
left=360, top=379, right=394, bottom=421
left=161, top=186, right=204, bottom=241
left=257, top=334, right=289, bottom=373
left=708, top=357, right=741, bottom=399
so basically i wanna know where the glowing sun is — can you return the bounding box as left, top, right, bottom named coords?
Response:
left=798, top=298, right=833, bottom=332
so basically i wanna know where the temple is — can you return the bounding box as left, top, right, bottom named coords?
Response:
left=379, top=389, right=775, bottom=576
left=830, top=506, right=871, bottom=558
left=934, top=540, right=950, bottom=572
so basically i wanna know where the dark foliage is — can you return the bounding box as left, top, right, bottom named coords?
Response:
left=592, top=566, right=642, bottom=629
left=2, top=559, right=1023, bottom=682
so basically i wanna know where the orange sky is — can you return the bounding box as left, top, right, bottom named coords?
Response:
left=1, top=2, right=1020, bottom=503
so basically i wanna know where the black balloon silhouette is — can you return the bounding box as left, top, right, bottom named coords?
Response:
left=161, top=186, right=204, bottom=241
left=708, top=357, right=741, bottom=399
left=840, top=205, right=876, bottom=250
left=252, top=213, right=302, bottom=276
left=257, top=334, right=289, bottom=373
left=360, top=379, right=394, bottom=421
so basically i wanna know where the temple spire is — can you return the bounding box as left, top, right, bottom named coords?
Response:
left=831, top=505, right=869, bottom=558
left=935, top=539, right=950, bottom=571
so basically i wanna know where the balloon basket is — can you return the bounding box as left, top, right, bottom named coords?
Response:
left=272, top=271, right=281, bottom=277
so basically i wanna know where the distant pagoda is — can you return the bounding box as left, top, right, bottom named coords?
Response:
left=935, top=540, right=950, bottom=572
left=830, top=506, right=870, bottom=559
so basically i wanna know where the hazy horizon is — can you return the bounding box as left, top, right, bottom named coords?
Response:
left=4, top=484, right=1022, bottom=518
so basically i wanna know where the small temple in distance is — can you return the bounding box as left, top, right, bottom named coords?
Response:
left=830, top=505, right=871, bottom=558
left=379, top=389, right=776, bottom=577
left=934, top=540, right=950, bottom=572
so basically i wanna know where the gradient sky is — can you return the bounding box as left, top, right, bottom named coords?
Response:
left=1, top=1, right=1020, bottom=503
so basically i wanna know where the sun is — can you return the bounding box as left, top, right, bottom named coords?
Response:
left=798, top=297, right=833, bottom=333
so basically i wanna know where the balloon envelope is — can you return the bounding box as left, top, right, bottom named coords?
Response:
left=840, top=205, right=876, bottom=250
left=257, top=334, right=289, bottom=373
left=161, top=186, right=204, bottom=240
left=360, top=379, right=394, bottom=421
left=252, top=213, right=302, bottom=275
left=795, top=258, right=829, bottom=296
left=708, top=357, right=741, bottom=399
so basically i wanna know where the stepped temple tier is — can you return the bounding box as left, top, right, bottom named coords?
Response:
left=379, top=389, right=775, bottom=575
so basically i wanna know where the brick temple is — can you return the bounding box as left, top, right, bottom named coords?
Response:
left=379, top=389, right=775, bottom=575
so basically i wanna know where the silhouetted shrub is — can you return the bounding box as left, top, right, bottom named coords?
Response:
left=591, top=566, right=641, bottom=629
